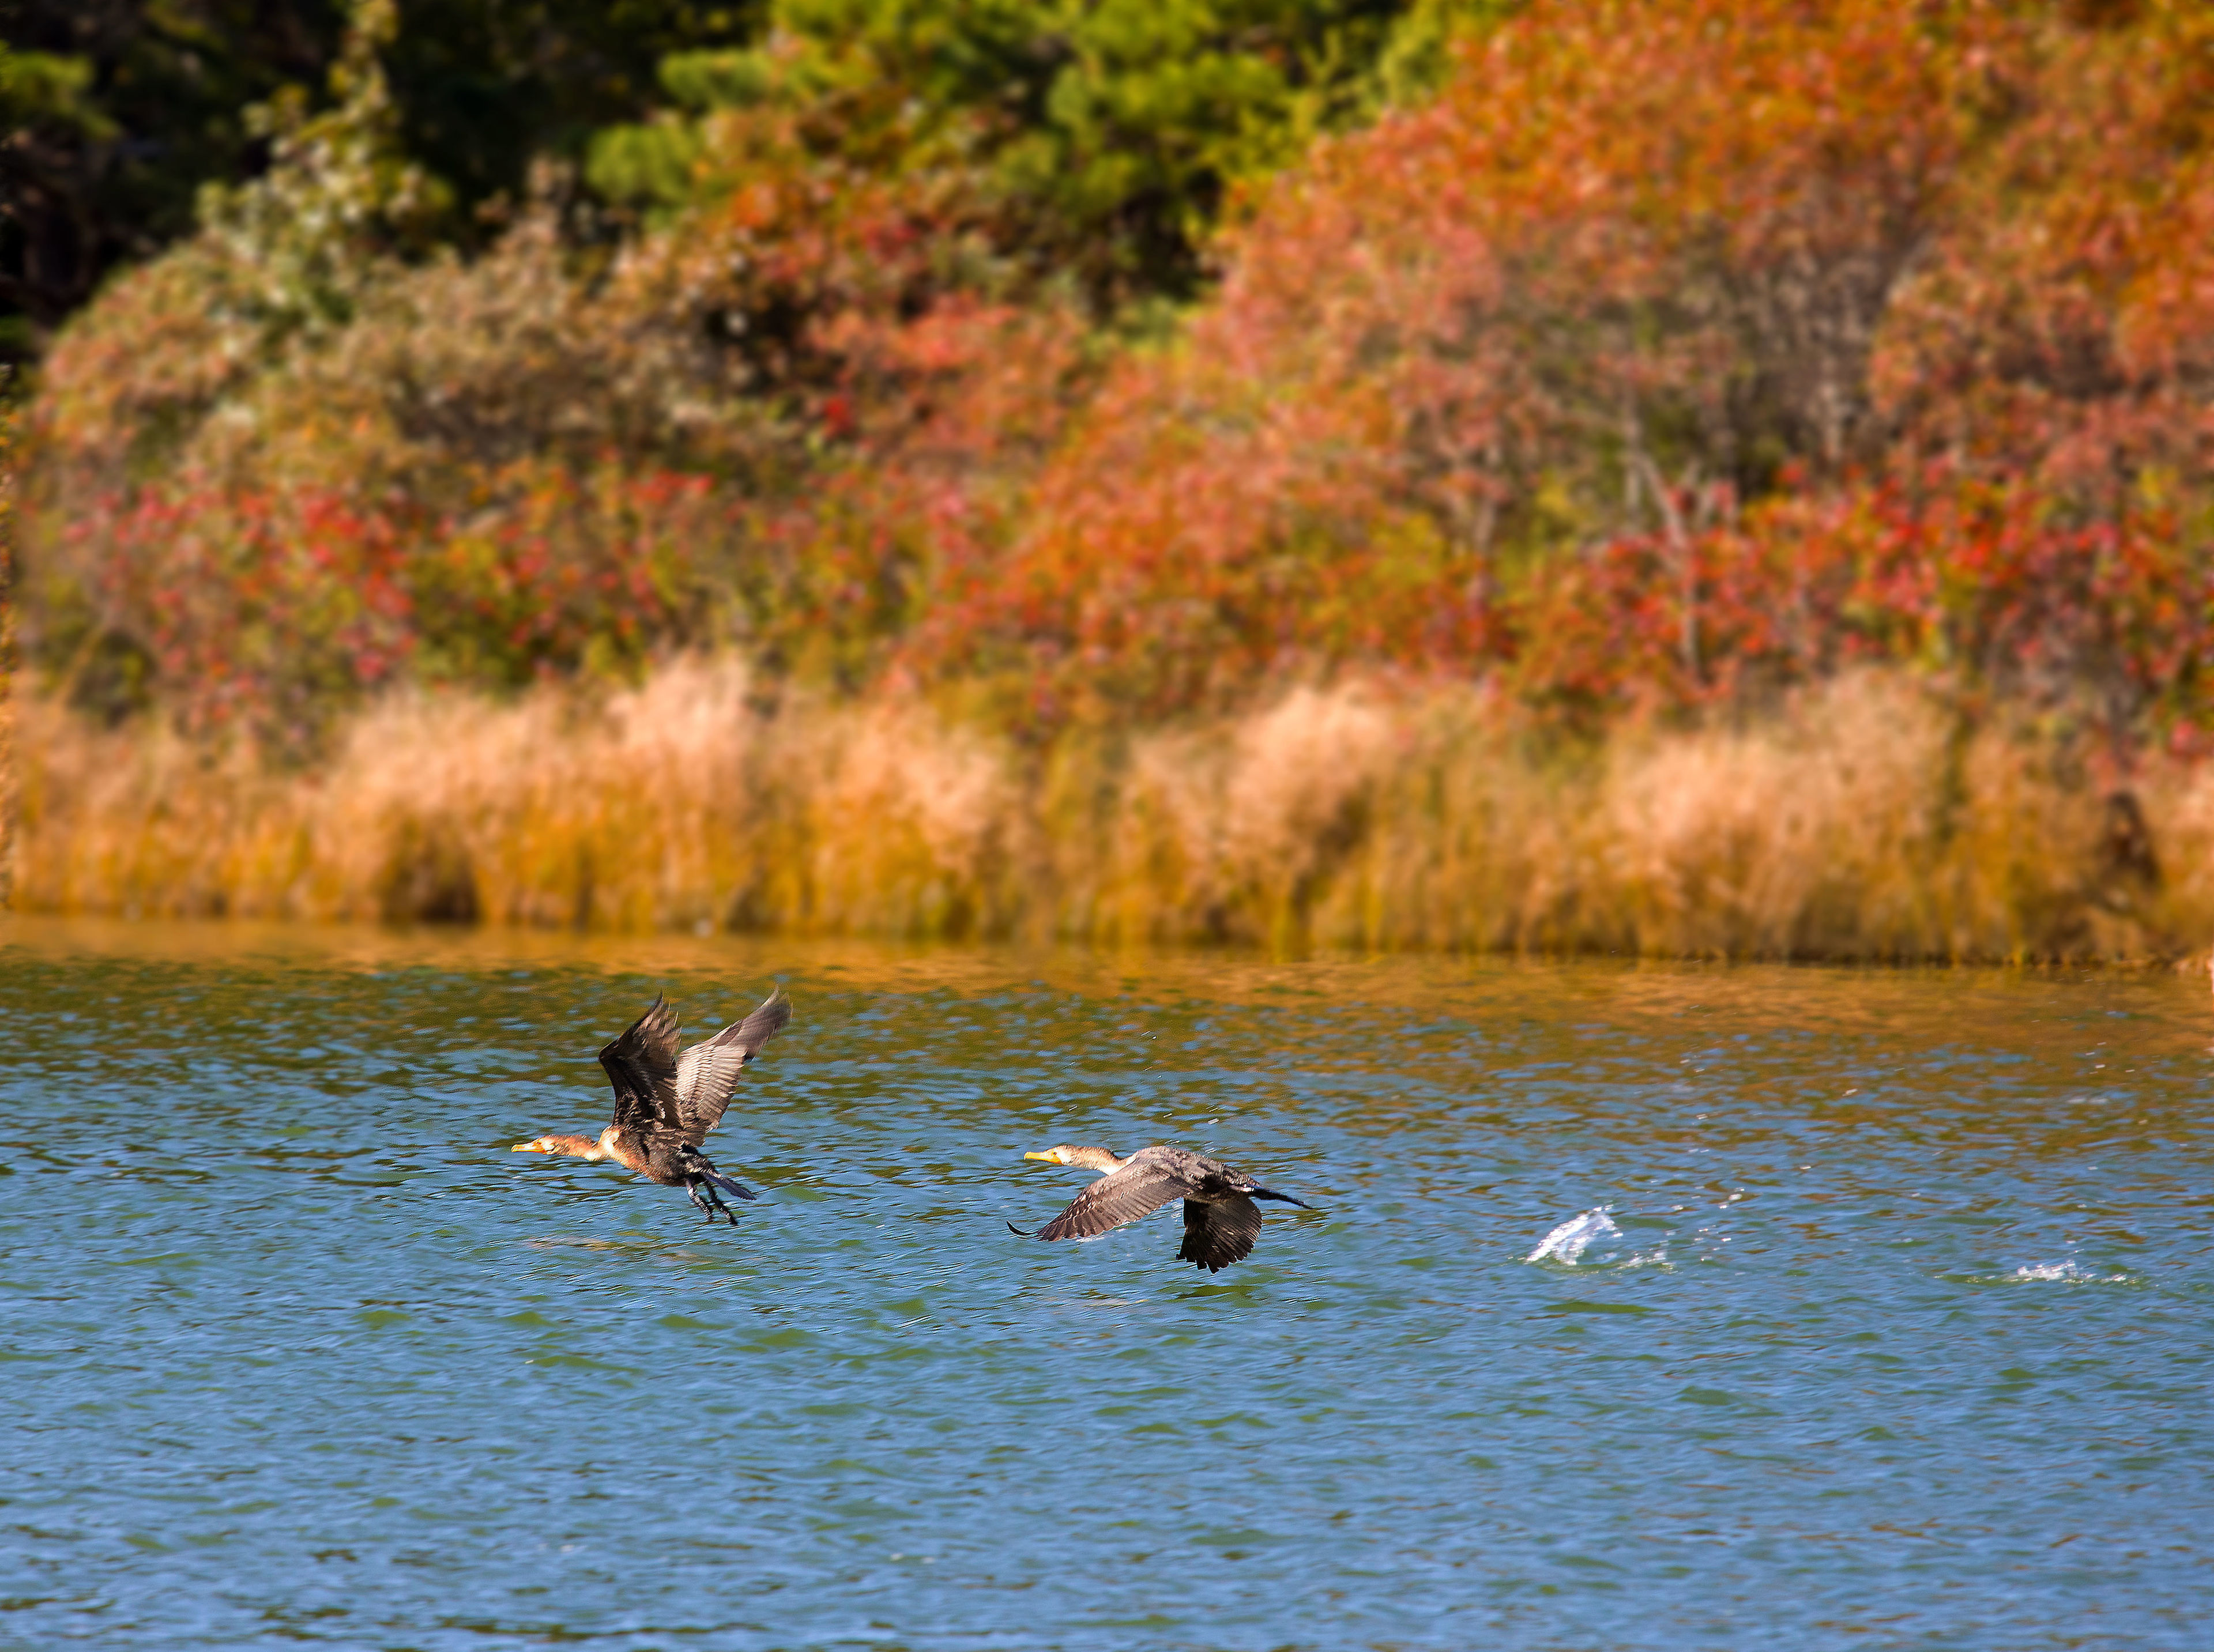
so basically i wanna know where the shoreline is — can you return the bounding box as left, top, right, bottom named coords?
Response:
left=13, top=662, right=2212, bottom=965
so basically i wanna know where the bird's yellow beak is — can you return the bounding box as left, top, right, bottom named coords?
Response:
left=1022, top=1150, right=1057, bottom=1163
left=510, top=1141, right=539, bottom=1152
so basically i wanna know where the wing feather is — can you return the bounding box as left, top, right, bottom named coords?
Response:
left=1177, top=1194, right=1263, bottom=1272
left=1036, top=1156, right=1186, bottom=1242
left=598, top=995, right=682, bottom=1132
left=672, top=988, right=790, bottom=1144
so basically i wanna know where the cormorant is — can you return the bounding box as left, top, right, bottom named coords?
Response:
left=1011, top=1144, right=1312, bottom=1272
left=511, top=989, right=790, bottom=1223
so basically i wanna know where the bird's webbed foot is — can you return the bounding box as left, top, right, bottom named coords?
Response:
left=690, top=1180, right=739, bottom=1225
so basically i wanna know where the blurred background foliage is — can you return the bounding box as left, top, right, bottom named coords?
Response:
left=2, top=0, right=1449, bottom=356
left=4, top=0, right=1464, bottom=753
left=0, top=0, right=763, bottom=351
left=6, top=0, right=2214, bottom=795
left=584, top=0, right=1455, bottom=308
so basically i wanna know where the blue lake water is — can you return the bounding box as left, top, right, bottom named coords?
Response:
left=2, top=918, right=2209, bottom=1650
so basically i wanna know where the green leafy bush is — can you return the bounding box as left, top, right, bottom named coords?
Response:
left=588, top=0, right=1430, bottom=308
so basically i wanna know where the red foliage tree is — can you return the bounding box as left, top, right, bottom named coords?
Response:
left=910, top=0, right=2214, bottom=750
left=27, top=0, right=2214, bottom=761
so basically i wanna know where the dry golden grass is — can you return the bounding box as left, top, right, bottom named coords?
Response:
left=13, top=662, right=2211, bottom=959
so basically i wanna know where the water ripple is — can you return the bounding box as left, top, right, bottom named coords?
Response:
left=1, top=919, right=2209, bottom=1650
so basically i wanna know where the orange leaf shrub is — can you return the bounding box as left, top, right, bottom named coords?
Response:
left=24, top=0, right=2214, bottom=765
left=912, top=0, right=2214, bottom=749
left=924, top=0, right=1982, bottom=716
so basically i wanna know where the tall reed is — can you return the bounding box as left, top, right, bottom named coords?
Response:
left=13, top=663, right=2208, bottom=960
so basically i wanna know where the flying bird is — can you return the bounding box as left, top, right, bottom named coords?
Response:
left=1011, top=1144, right=1313, bottom=1273
left=511, top=989, right=790, bottom=1223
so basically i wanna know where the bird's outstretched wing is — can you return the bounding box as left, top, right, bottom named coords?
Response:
left=1035, top=1151, right=1187, bottom=1242
left=1178, top=1195, right=1262, bottom=1272
left=598, top=995, right=682, bottom=1131
left=673, top=988, right=790, bottom=1144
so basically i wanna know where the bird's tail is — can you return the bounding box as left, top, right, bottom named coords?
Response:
left=705, top=1168, right=758, bottom=1201
left=1249, top=1186, right=1312, bottom=1209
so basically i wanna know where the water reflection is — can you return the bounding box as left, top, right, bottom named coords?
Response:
left=1, top=915, right=2208, bottom=1649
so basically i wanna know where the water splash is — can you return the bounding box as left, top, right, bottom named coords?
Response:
left=1526, top=1208, right=1622, bottom=1265
left=2011, top=1261, right=2130, bottom=1284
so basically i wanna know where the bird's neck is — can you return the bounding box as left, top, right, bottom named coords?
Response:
left=1063, top=1146, right=1125, bottom=1174
left=542, top=1133, right=611, bottom=1162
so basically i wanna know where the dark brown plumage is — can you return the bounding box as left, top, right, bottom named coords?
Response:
left=512, top=989, right=791, bottom=1222
left=1014, top=1144, right=1312, bottom=1273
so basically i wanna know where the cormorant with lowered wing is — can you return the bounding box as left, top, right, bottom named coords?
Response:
left=1011, top=1143, right=1312, bottom=1272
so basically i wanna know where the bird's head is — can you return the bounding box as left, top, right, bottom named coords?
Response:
left=1023, top=1144, right=1123, bottom=1171
left=510, top=1131, right=607, bottom=1163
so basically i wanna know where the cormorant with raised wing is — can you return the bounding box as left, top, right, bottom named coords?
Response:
left=511, top=989, right=790, bottom=1223
left=1011, top=1144, right=1312, bottom=1272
